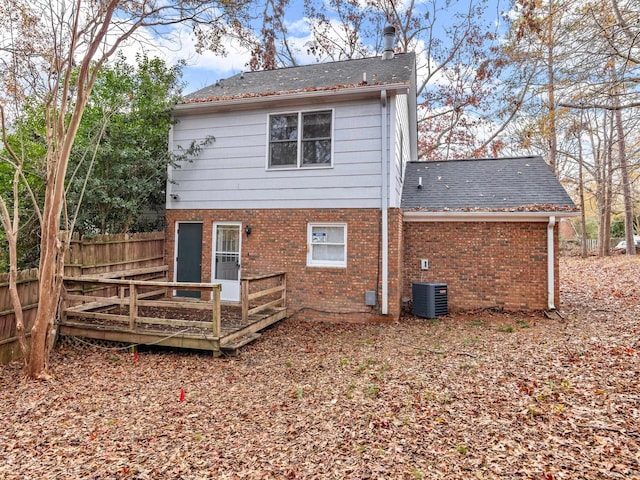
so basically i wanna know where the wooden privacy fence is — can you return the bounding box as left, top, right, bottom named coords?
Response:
left=0, top=232, right=165, bottom=364
left=65, top=231, right=165, bottom=278
left=0, top=269, right=39, bottom=363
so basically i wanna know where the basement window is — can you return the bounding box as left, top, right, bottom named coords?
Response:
left=268, top=110, right=333, bottom=169
left=307, top=223, right=346, bottom=267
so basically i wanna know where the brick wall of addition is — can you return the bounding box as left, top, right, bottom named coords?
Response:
left=403, top=221, right=560, bottom=311
left=166, top=208, right=404, bottom=322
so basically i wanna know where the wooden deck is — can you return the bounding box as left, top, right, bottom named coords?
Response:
left=60, top=268, right=287, bottom=355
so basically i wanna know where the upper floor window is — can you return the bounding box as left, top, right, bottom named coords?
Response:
left=268, top=110, right=333, bottom=169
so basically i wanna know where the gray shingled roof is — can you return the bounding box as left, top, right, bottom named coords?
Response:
left=401, top=157, right=576, bottom=211
left=184, top=53, right=415, bottom=102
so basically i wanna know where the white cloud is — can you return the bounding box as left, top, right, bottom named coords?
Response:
left=109, top=23, right=254, bottom=92
left=115, top=24, right=251, bottom=73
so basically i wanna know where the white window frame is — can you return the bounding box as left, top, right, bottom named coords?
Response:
left=307, top=222, right=347, bottom=268
left=266, top=109, right=334, bottom=170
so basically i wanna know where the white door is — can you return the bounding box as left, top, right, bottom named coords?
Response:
left=213, top=223, right=241, bottom=302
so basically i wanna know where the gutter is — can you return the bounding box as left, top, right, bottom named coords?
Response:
left=174, top=83, right=411, bottom=115
left=403, top=211, right=580, bottom=222
left=547, top=215, right=556, bottom=310
left=380, top=90, right=389, bottom=315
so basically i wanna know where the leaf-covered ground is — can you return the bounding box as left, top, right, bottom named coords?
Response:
left=1, top=256, right=638, bottom=479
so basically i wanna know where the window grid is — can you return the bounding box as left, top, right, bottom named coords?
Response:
left=268, top=110, right=333, bottom=169
left=307, top=223, right=347, bottom=268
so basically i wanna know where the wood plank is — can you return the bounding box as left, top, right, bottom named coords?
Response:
left=59, top=319, right=217, bottom=335
left=69, top=265, right=168, bottom=279
left=247, top=284, right=285, bottom=301
left=220, top=308, right=287, bottom=346
left=220, top=333, right=261, bottom=352
left=129, top=284, right=137, bottom=330
left=61, top=313, right=215, bottom=330
left=64, top=294, right=128, bottom=306
left=0, top=302, right=38, bottom=317
left=241, top=280, right=249, bottom=324
left=248, top=297, right=285, bottom=316
left=64, top=289, right=166, bottom=308
left=64, top=311, right=129, bottom=323
left=136, top=298, right=215, bottom=310
left=68, top=277, right=222, bottom=289
left=242, top=272, right=285, bottom=281
left=65, top=298, right=120, bottom=312
left=136, top=316, right=213, bottom=329
left=58, top=325, right=221, bottom=354
left=282, top=274, right=287, bottom=309
left=212, top=286, right=220, bottom=338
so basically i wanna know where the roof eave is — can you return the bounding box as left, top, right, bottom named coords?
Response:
left=403, top=210, right=581, bottom=222
left=175, top=83, right=411, bottom=114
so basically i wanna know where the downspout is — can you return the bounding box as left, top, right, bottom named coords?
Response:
left=547, top=215, right=556, bottom=310
left=381, top=90, right=389, bottom=315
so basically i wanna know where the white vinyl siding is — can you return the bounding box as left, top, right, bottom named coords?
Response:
left=169, top=100, right=384, bottom=209
left=307, top=223, right=347, bottom=267
left=391, top=94, right=410, bottom=208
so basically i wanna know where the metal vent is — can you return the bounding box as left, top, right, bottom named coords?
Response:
left=412, top=283, right=448, bottom=318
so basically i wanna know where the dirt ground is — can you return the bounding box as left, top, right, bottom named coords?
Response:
left=0, top=256, right=638, bottom=479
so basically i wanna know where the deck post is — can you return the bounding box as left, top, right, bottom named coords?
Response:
left=241, top=279, right=249, bottom=324
left=129, top=283, right=137, bottom=331
left=281, top=273, right=287, bottom=308
left=212, top=286, right=221, bottom=339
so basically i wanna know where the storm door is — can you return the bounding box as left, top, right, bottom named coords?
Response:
left=213, top=223, right=241, bottom=302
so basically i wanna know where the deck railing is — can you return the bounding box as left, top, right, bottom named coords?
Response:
left=63, top=275, right=222, bottom=340
left=241, top=272, right=286, bottom=323
left=61, top=269, right=287, bottom=353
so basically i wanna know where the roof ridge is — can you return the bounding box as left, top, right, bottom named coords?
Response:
left=236, top=52, right=415, bottom=76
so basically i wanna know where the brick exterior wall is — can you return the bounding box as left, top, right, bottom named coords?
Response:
left=403, top=221, right=560, bottom=312
left=165, top=208, right=404, bottom=322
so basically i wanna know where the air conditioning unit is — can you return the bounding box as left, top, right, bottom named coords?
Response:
left=412, top=282, right=448, bottom=318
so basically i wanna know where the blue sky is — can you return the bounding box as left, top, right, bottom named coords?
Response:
left=116, top=0, right=510, bottom=95
left=126, top=3, right=316, bottom=95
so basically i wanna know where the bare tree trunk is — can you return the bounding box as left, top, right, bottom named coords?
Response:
left=0, top=114, right=30, bottom=362
left=595, top=113, right=608, bottom=257
left=614, top=103, right=636, bottom=255
left=0, top=205, right=30, bottom=363
left=27, top=210, right=62, bottom=377
left=601, top=111, right=614, bottom=256
left=7, top=236, right=29, bottom=363
left=577, top=127, right=588, bottom=258
left=545, top=3, right=558, bottom=175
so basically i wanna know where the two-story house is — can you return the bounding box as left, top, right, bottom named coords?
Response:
left=166, top=33, right=577, bottom=321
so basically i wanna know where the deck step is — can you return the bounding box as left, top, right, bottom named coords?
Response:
left=220, top=332, right=262, bottom=353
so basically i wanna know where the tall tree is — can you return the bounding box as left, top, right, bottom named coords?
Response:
left=255, top=0, right=513, bottom=159
left=0, top=0, right=250, bottom=378
left=307, top=0, right=512, bottom=159
left=507, top=0, right=640, bottom=255
left=66, top=53, right=184, bottom=235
